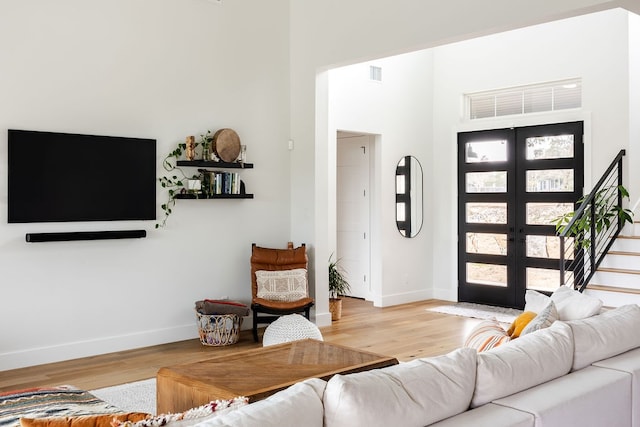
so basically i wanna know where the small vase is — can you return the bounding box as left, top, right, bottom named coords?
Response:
left=185, top=136, right=196, bottom=161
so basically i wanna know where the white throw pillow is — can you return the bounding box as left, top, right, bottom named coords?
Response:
left=524, top=289, right=551, bottom=314
left=566, top=304, right=640, bottom=371
left=194, top=378, right=326, bottom=427
left=323, top=348, right=477, bottom=427
left=471, top=321, right=574, bottom=408
left=255, top=269, right=308, bottom=302
left=550, top=286, right=603, bottom=320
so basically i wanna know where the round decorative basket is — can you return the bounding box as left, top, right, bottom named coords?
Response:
left=195, top=311, right=242, bottom=346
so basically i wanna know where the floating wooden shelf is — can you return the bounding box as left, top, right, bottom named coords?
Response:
left=175, top=193, right=254, bottom=200
left=176, top=160, right=253, bottom=169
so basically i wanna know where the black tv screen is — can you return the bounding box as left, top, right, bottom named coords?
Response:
left=8, top=129, right=156, bottom=223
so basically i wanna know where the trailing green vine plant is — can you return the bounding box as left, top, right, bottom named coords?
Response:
left=552, top=185, right=633, bottom=249
left=156, top=130, right=214, bottom=228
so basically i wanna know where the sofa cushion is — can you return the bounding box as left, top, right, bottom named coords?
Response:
left=323, top=348, right=477, bottom=427
left=464, top=319, right=511, bottom=351
left=430, top=403, right=534, bottom=427
left=593, top=347, right=640, bottom=427
left=493, top=366, right=632, bottom=427
left=193, top=378, right=326, bottom=427
left=471, top=321, right=573, bottom=408
left=520, top=301, right=557, bottom=336
left=524, top=289, right=551, bottom=314
left=550, top=285, right=602, bottom=320
left=566, top=304, right=640, bottom=371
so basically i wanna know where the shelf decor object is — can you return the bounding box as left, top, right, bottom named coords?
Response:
left=186, top=135, right=196, bottom=161
left=157, top=129, right=253, bottom=228
left=212, top=128, right=241, bottom=162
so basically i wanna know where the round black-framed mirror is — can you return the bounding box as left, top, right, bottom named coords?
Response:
left=395, top=155, right=423, bottom=238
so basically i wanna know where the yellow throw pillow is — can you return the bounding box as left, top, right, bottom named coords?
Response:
left=507, top=311, right=537, bottom=338
left=20, top=413, right=150, bottom=427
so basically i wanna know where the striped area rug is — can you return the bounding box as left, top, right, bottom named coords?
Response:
left=0, top=385, right=120, bottom=427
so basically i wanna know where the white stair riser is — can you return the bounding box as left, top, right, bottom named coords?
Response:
left=590, top=271, right=640, bottom=289
left=631, top=222, right=640, bottom=236
left=610, top=238, right=640, bottom=252
left=599, top=254, right=640, bottom=270
left=585, top=289, right=640, bottom=308
left=621, top=223, right=639, bottom=236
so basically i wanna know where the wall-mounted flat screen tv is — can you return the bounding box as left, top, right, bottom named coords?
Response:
left=8, top=129, right=156, bottom=223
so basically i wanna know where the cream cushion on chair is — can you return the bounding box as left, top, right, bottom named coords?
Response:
left=323, top=348, right=477, bottom=427
left=255, top=269, right=308, bottom=302
left=262, top=314, right=323, bottom=347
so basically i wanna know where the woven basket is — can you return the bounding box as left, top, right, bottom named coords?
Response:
left=195, top=311, right=242, bottom=346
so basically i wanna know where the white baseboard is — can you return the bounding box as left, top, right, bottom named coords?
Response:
left=432, top=287, right=458, bottom=302
left=0, top=324, right=198, bottom=371
left=377, top=289, right=433, bottom=307
left=314, top=311, right=332, bottom=328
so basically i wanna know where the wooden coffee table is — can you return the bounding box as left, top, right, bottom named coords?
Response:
left=156, top=339, right=398, bottom=413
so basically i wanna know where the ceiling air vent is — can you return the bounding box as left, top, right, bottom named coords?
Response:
left=369, top=65, right=382, bottom=82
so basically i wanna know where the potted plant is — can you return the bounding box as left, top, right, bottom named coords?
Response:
left=156, top=131, right=213, bottom=228
left=328, top=255, right=351, bottom=321
left=552, top=184, right=633, bottom=248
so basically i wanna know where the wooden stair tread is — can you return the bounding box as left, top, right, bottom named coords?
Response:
left=608, top=250, right=640, bottom=256
left=588, top=284, right=640, bottom=295
left=597, top=267, right=640, bottom=275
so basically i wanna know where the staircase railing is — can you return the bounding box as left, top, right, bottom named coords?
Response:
left=558, top=149, right=628, bottom=292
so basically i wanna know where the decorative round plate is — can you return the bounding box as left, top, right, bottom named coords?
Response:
left=213, top=128, right=241, bottom=162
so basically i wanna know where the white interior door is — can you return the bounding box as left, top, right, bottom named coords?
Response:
left=337, top=133, right=371, bottom=299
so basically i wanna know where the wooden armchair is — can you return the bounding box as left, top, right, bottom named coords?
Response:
left=250, top=242, right=314, bottom=342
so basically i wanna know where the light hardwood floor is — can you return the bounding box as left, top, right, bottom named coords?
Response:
left=0, top=298, right=480, bottom=392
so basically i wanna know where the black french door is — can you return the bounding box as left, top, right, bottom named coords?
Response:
left=458, top=122, right=584, bottom=309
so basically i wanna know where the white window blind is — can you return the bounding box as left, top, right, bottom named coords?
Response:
left=467, top=79, right=581, bottom=120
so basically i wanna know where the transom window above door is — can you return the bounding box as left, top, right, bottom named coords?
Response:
left=465, top=78, right=582, bottom=120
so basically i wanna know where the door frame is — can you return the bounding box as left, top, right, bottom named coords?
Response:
left=336, top=131, right=374, bottom=302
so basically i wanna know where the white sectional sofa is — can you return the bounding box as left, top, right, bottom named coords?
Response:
left=191, top=304, right=640, bottom=427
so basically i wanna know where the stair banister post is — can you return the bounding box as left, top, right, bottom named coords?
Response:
left=559, top=237, right=566, bottom=287
left=617, top=156, right=624, bottom=234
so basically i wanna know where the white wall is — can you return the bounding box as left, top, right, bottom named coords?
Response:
left=0, top=0, right=291, bottom=370
left=328, top=51, right=434, bottom=307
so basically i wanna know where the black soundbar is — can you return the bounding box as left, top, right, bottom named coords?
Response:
left=25, top=230, right=147, bottom=243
